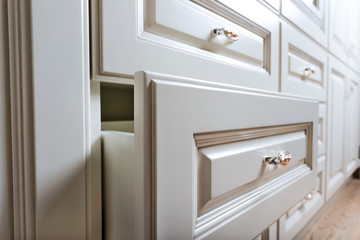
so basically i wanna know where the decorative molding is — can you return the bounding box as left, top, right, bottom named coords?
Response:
left=194, top=122, right=312, bottom=150
left=6, top=0, right=36, bottom=238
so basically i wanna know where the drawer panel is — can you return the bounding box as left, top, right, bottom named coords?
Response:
left=198, top=130, right=306, bottom=212
left=135, top=71, right=318, bottom=239
left=281, top=23, right=327, bottom=102
left=99, top=0, right=280, bottom=91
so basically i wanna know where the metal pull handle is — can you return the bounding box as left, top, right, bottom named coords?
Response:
left=212, top=28, right=239, bottom=41
left=304, top=67, right=316, bottom=78
left=264, top=151, right=291, bottom=166
left=304, top=193, right=313, bottom=201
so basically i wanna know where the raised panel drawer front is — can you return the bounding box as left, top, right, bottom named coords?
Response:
left=282, top=0, right=327, bottom=47
left=135, top=71, right=318, bottom=239
left=281, top=23, right=327, bottom=102
left=100, top=0, right=279, bottom=90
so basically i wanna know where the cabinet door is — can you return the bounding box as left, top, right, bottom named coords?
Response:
left=327, top=57, right=347, bottom=200
left=346, top=0, right=360, bottom=73
left=98, top=0, right=279, bottom=90
left=344, top=70, right=360, bottom=177
left=281, top=23, right=327, bottom=102
left=282, top=0, right=327, bottom=47
left=329, top=0, right=348, bottom=63
left=135, top=71, right=318, bottom=239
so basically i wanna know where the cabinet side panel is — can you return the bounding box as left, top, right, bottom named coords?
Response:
left=32, top=0, right=89, bottom=239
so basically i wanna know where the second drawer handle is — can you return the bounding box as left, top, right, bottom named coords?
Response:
left=264, top=151, right=292, bottom=166
left=212, top=28, right=239, bottom=41
left=304, top=67, right=316, bottom=78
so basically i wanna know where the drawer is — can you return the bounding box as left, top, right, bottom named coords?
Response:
left=135, top=71, right=318, bottom=239
left=281, top=23, right=327, bottom=102
left=99, top=0, right=280, bottom=90
left=279, top=156, right=325, bottom=239
left=282, top=0, right=328, bottom=47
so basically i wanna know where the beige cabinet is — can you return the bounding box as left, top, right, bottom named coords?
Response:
left=135, top=71, right=318, bottom=239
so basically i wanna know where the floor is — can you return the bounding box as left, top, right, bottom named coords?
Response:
left=302, top=179, right=360, bottom=240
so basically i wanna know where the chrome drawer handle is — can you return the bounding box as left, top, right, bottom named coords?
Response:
left=304, top=67, right=316, bottom=78
left=212, top=28, right=239, bottom=41
left=264, top=151, right=292, bottom=166
left=304, top=193, right=313, bottom=201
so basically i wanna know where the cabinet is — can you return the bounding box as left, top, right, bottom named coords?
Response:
left=135, top=71, right=318, bottom=239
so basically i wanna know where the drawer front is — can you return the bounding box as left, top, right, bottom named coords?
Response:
left=279, top=156, right=325, bottom=239
left=135, top=71, right=318, bottom=239
left=99, top=0, right=279, bottom=90
left=282, top=0, right=328, bottom=47
left=281, top=23, right=327, bottom=102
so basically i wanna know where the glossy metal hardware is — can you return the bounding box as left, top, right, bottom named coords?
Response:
left=304, top=67, right=316, bottom=78
left=304, top=193, right=313, bottom=201
left=212, top=28, right=239, bottom=41
left=264, top=151, right=292, bottom=166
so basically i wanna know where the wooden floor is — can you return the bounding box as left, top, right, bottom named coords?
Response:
left=302, top=179, right=360, bottom=240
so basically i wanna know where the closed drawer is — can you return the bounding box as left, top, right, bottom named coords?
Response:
left=281, top=23, right=327, bottom=102
left=279, top=156, right=325, bottom=239
left=135, top=71, right=318, bottom=239
left=100, top=0, right=279, bottom=90
left=282, top=0, right=328, bottom=47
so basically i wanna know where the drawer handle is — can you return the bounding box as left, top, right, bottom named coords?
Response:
left=263, top=151, right=291, bottom=166
left=304, top=193, right=313, bottom=201
left=304, top=67, right=316, bottom=78
left=212, top=28, right=239, bottom=41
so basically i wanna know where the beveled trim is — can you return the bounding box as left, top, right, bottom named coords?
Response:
left=7, top=0, right=36, bottom=238
left=191, top=0, right=271, bottom=73
left=194, top=122, right=313, bottom=169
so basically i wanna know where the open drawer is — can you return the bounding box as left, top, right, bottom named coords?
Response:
left=135, top=71, right=318, bottom=239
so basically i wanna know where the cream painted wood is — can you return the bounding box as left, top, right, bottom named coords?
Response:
left=328, top=0, right=347, bottom=63
left=326, top=56, right=347, bottom=201
left=99, top=0, right=280, bottom=91
left=32, top=0, right=90, bottom=239
left=135, top=71, right=318, bottom=239
left=0, top=0, right=13, bottom=237
left=279, top=156, right=325, bottom=239
left=328, top=0, right=360, bottom=69
left=343, top=70, right=359, bottom=178
left=89, top=81, right=103, bottom=240
left=281, top=23, right=327, bottom=102
left=102, top=131, right=135, bottom=240
left=318, top=104, right=326, bottom=157
left=346, top=0, right=360, bottom=73
left=281, top=0, right=327, bottom=47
